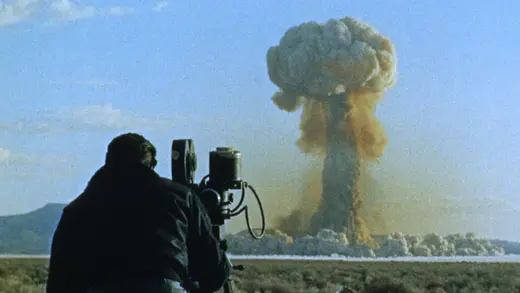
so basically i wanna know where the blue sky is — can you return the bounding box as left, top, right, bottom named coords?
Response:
left=1, top=0, right=519, bottom=241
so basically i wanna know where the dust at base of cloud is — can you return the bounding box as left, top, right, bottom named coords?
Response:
left=274, top=158, right=480, bottom=239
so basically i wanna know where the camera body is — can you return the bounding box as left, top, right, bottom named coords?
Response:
left=171, top=139, right=243, bottom=226
left=171, top=139, right=265, bottom=293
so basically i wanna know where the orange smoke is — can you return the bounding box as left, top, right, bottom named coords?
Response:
left=276, top=90, right=387, bottom=246
left=292, top=90, right=387, bottom=161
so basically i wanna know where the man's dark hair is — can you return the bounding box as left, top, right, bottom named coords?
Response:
left=105, top=133, right=157, bottom=169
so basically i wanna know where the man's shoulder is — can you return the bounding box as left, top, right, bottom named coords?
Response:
left=155, top=176, right=196, bottom=201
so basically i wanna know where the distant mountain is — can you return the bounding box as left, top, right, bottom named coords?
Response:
left=1, top=203, right=520, bottom=255
left=0, top=203, right=65, bottom=254
left=489, top=239, right=520, bottom=255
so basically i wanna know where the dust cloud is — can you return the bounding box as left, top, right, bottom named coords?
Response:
left=266, top=16, right=397, bottom=245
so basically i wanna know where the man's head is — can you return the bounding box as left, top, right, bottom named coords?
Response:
left=105, top=133, right=158, bottom=169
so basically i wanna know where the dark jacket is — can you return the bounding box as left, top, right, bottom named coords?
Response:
left=46, top=164, right=230, bottom=293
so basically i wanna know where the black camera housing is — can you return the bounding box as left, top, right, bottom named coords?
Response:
left=171, top=139, right=264, bottom=293
left=171, top=139, right=197, bottom=186
left=171, top=139, right=243, bottom=226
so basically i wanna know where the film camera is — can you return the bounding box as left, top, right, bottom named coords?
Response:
left=171, top=139, right=266, bottom=236
left=171, top=139, right=266, bottom=292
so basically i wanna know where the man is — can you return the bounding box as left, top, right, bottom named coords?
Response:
left=46, top=133, right=230, bottom=293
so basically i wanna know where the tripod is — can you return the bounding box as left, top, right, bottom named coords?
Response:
left=213, top=226, right=244, bottom=293
left=193, top=179, right=265, bottom=293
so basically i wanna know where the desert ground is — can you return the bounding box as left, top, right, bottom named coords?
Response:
left=1, top=258, right=519, bottom=293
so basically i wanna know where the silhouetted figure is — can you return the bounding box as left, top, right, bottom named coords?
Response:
left=46, top=133, right=230, bottom=293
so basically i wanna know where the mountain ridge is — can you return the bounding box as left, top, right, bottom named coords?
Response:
left=0, top=203, right=65, bottom=254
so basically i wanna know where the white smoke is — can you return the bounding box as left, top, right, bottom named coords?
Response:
left=225, top=229, right=508, bottom=258
left=267, top=16, right=397, bottom=104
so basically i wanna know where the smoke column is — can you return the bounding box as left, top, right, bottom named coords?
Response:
left=266, top=17, right=397, bottom=245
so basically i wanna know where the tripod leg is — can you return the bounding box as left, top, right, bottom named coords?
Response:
left=223, top=279, right=234, bottom=293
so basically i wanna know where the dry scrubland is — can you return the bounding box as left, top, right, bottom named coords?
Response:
left=1, top=258, right=519, bottom=293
